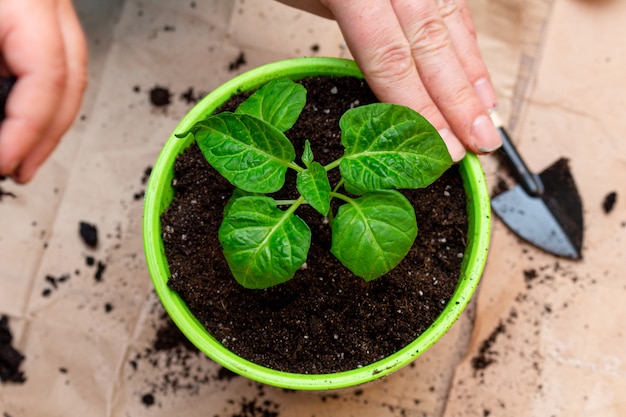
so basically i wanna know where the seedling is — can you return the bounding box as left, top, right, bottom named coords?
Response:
left=178, top=78, right=453, bottom=289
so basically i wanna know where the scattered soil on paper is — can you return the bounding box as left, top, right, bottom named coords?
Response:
left=0, top=315, right=26, bottom=384
left=603, top=191, right=617, bottom=214
left=0, top=176, right=16, bottom=201
left=228, top=51, right=247, bottom=72
left=134, top=84, right=207, bottom=112
left=226, top=397, right=281, bottom=417
left=149, top=86, right=172, bottom=107
left=133, top=165, right=153, bottom=201
left=41, top=273, right=71, bottom=297
left=469, top=253, right=589, bottom=384
left=161, top=76, right=469, bottom=374
left=128, top=305, right=241, bottom=408
left=129, top=311, right=210, bottom=399
left=180, top=87, right=206, bottom=105
left=79, top=221, right=99, bottom=248
left=471, top=321, right=507, bottom=376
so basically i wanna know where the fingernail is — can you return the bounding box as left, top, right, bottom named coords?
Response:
left=474, top=78, right=497, bottom=110
left=471, top=114, right=501, bottom=152
left=439, top=128, right=466, bottom=162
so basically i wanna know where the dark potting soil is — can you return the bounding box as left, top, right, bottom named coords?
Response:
left=228, top=52, right=247, bottom=72
left=149, top=86, right=172, bottom=107
left=470, top=320, right=506, bottom=376
left=161, top=76, right=468, bottom=374
left=603, top=191, right=617, bottom=214
left=0, top=176, right=16, bottom=201
left=79, top=221, right=99, bottom=249
left=0, top=315, right=26, bottom=383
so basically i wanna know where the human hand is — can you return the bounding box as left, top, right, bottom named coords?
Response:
left=277, top=0, right=501, bottom=161
left=0, top=0, right=87, bottom=183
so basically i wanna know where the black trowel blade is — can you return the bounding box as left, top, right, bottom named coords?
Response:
left=491, top=158, right=583, bottom=259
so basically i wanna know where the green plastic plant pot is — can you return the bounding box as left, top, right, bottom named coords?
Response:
left=143, top=57, right=491, bottom=391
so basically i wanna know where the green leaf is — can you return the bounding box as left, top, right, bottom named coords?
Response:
left=296, top=161, right=331, bottom=216
left=235, top=78, right=307, bottom=132
left=330, top=190, right=417, bottom=281
left=224, top=188, right=261, bottom=214
left=188, top=112, right=296, bottom=193
left=342, top=180, right=365, bottom=196
left=302, top=140, right=314, bottom=168
left=219, top=196, right=311, bottom=289
left=339, top=103, right=453, bottom=191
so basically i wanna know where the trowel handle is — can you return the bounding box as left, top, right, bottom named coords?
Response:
left=490, top=111, right=544, bottom=197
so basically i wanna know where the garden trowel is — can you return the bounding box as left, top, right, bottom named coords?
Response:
left=489, top=111, right=584, bottom=259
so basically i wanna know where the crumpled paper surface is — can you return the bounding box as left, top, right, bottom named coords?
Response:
left=1, top=0, right=624, bottom=416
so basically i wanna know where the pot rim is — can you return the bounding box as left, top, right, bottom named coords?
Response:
left=143, top=57, right=491, bottom=390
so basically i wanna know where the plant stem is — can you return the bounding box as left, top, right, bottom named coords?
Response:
left=287, top=161, right=303, bottom=172
left=275, top=199, right=299, bottom=206
left=330, top=191, right=354, bottom=205
left=324, top=158, right=342, bottom=171
left=332, top=179, right=344, bottom=194
left=328, top=192, right=354, bottom=226
left=282, top=195, right=305, bottom=215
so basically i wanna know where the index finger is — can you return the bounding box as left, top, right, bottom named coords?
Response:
left=322, top=0, right=467, bottom=161
left=0, top=1, right=67, bottom=177
left=390, top=0, right=500, bottom=153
